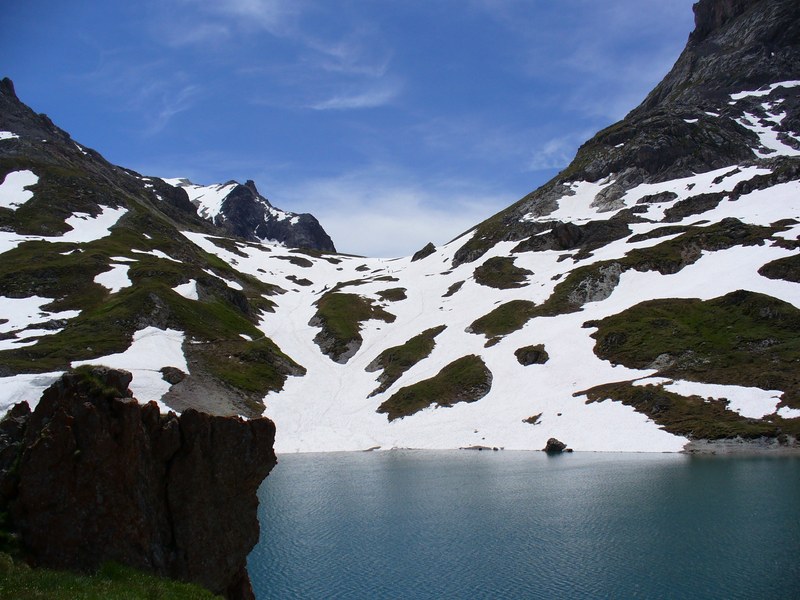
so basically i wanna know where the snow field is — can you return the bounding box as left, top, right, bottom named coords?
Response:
left=257, top=166, right=799, bottom=453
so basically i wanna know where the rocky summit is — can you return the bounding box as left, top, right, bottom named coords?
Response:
left=0, top=0, right=799, bottom=454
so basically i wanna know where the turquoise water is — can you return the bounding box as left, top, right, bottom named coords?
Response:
left=247, top=451, right=800, bottom=599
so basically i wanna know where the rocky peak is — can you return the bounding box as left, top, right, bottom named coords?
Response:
left=0, top=77, right=17, bottom=99
left=690, top=0, right=757, bottom=43
left=244, top=179, right=259, bottom=195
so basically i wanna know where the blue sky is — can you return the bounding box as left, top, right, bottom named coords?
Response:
left=2, top=0, right=695, bottom=257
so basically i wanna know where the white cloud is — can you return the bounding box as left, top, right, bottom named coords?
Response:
left=271, top=168, right=510, bottom=257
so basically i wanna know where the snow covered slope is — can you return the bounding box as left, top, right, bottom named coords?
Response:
left=1, top=0, right=799, bottom=453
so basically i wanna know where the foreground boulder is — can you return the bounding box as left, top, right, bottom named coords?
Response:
left=0, top=367, right=277, bottom=600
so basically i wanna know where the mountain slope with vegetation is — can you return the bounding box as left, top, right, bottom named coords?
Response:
left=1, top=0, right=798, bottom=453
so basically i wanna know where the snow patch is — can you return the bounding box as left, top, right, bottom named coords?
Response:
left=730, top=80, right=800, bottom=100
left=0, top=131, right=19, bottom=141
left=94, top=263, right=132, bottom=294
left=0, top=170, right=38, bottom=210
left=777, top=406, right=800, bottom=419
left=203, top=268, right=243, bottom=290
left=173, top=279, right=199, bottom=300
left=0, top=296, right=81, bottom=350
left=635, top=378, right=783, bottom=419
left=131, top=248, right=181, bottom=263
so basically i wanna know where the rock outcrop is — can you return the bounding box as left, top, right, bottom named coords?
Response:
left=211, top=179, right=336, bottom=252
left=0, top=367, right=276, bottom=600
left=543, top=438, right=568, bottom=454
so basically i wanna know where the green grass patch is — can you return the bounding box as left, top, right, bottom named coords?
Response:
left=758, top=254, right=800, bottom=283
left=274, top=255, right=313, bottom=268
left=473, top=257, right=532, bottom=289
left=0, top=557, right=219, bottom=599
left=375, top=287, right=407, bottom=302
left=286, top=275, right=313, bottom=287
left=202, top=337, right=304, bottom=398
left=589, top=290, right=800, bottom=408
left=468, top=300, right=537, bottom=343
left=442, top=281, right=464, bottom=298
left=522, top=413, right=542, bottom=425
left=366, top=325, right=446, bottom=396
left=311, top=292, right=396, bottom=362
left=580, top=381, right=797, bottom=439
left=377, top=355, right=492, bottom=421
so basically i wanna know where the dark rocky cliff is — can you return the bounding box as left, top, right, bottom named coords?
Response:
left=0, top=367, right=276, bottom=600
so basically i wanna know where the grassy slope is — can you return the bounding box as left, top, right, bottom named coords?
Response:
left=0, top=558, right=219, bottom=600
left=581, top=290, right=800, bottom=439
left=467, top=218, right=783, bottom=342
left=366, top=325, right=446, bottom=396
left=377, top=355, right=492, bottom=421
left=311, top=292, right=396, bottom=361
left=0, top=191, right=300, bottom=404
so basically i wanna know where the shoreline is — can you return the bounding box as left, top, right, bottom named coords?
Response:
left=272, top=437, right=800, bottom=457
left=681, top=436, right=800, bottom=456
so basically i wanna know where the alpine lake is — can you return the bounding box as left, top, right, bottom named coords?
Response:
left=248, top=450, right=800, bottom=599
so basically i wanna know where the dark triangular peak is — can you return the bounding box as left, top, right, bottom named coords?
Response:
left=213, top=180, right=336, bottom=252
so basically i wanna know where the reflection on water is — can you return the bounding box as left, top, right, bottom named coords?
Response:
left=248, top=451, right=800, bottom=599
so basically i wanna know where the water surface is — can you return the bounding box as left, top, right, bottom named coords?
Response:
left=248, top=451, right=800, bottom=599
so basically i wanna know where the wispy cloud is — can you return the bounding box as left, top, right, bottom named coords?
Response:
left=157, top=0, right=396, bottom=111
left=468, top=0, right=694, bottom=121
left=527, top=129, right=596, bottom=172
left=74, top=56, right=203, bottom=137
left=309, top=81, right=401, bottom=110
left=162, top=23, right=232, bottom=47
left=180, top=0, right=304, bottom=35
left=142, top=84, right=201, bottom=136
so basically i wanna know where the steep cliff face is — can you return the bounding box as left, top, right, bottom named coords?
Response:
left=0, top=367, right=276, bottom=600
left=635, top=0, right=800, bottom=113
